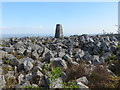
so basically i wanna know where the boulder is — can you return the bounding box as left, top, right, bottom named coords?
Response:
left=2, top=47, right=14, bottom=54
left=31, top=51, right=39, bottom=60
left=77, top=82, right=89, bottom=90
left=92, top=55, right=100, bottom=65
left=76, top=76, right=89, bottom=85
left=17, top=57, right=34, bottom=72
left=4, top=54, right=19, bottom=66
left=18, top=74, right=24, bottom=84
left=15, top=81, right=31, bottom=88
left=50, top=78, right=63, bottom=88
left=62, top=54, right=72, bottom=62
left=51, top=58, right=67, bottom=69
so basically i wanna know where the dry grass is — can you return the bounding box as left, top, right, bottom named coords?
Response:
left=63, top=62, right=86, bottom=81
left=88, top=65, right=120, bottom=88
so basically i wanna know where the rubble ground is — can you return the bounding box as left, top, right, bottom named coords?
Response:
left=0, top=34, right=120, bottom=89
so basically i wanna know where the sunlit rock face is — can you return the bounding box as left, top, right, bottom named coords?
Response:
left=55, top=24, right=63, bottom=38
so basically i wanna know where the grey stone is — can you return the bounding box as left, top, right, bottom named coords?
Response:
left=60, top=72, right=68, bottom=82
left=18, top=74, right=24, bottom=84
left=15, top=81, right=31, bottom=88
left=38, top=76, right=49, bottom=87
left=24, top=49, right=31, bottom=57
left=31, top=51, right=39, bottom=60
left=62, top=54, right=72, bottom=62
left=107, top=69, right=117, bottom=77
left=37, top=47, right=44, bottom=56
left=92, top=55, right=100, bottom=65
left=17, top=48, right=25, bottom=55
left=0, top=75, right=6, bottom=89
left=76, top=76, right=89, bottom=85
left=4, top=54, right=19, bottom=66
left=42, top=51, right=54, bottom=62
left=51, top=58, right=67, bottom=69
left=18, top=57, right=34, bottom=72
left=102, top=52, right=111, bottom=59
left=55, top=24, right=63, bottom=38
left=77, top=82, right=89, bottom=90
left=50, top=78, right=63, bottom=88
left=2, top=47, right=14, bottom=53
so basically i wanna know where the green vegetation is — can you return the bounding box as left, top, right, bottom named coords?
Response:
left=3, top=59, right=10, bottom=64
left=116, top=45, right=120, bottom=48
left=0, top=44, right=6, bottom=47
left=61, top=81, right=80, bottom=88
left=105, top=54, right=116, bottom=64
left=42, top=61, right=80, bottom=88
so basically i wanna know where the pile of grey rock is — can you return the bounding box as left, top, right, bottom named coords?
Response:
left=0, top=34, right=120, bottom=89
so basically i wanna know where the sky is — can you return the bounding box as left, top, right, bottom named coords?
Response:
left=1, top=2, right=118, bottom=36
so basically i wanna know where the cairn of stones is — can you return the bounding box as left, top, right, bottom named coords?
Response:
left=55, top=24, right=63, bottom=38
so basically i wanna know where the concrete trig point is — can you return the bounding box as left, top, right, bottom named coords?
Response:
left=55, top=24, right=63, bottom=38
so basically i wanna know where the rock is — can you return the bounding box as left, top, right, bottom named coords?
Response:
left=75, top=50, right=85, bottom=59
left=4, top=54, right=19, bottom=66
left=60, top=72, right=68, bottom=82
left=38, top=76, right=49, bottom=87
left=107, top=69, right=117, bottom=77
left=49, top=44, right=57, bottom=51
left=92, top=55, right=100, bottom=65
left=99, top=57, right=105, bottom=63
left=62, top=54, right=72, bottom=62
left=2, top=47, right=14, bottom=54
left=30, top=66, right=43, bottom=84
left=15, top=81, right=31, bottom=88
left=25, top=73, right=32, bottom=81
left=0, top=51, right=7, bottom=59
left=17, top=48, right=25, bottom=55
left=18, top=74, right=24, bottom=84
left=50, top=78, right=63, bottom=88
left=42, top=51, right=54, bottom=62
left=77, top=82, right=89, bottom=90
left=0, top=75, right=6, bottom=89
left=37, top=47, right=44, bottom=56
left=31, top=51, right=39, bottom=60
left=51, top=58, right=67, bottom=69
left=108, top=64, right=116, bottom=73
left=18, top=57, right=34, bottom=72
left=55, top=24, right=63, bottom=38
left=14, top=41, right=24, bottom=50
left=76, top=76, right=89, bottom=85
left=32, top=84, right=38, bottom=87
left=0, top=68, right=2, bottom=75
left=57, top=51, right=66, bottom=58
left=102, top=52, right=111, bottom=59
left=83, top=51, right=92, bottom=62
left=100, top=42, right=109, bottom=51
left=24, top=49, right=31, bottom=57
